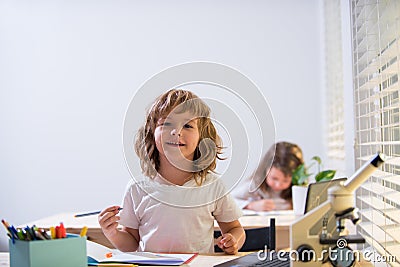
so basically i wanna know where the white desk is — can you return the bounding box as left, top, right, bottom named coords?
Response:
left=0, top=252, right=248, bottom=267
left=0, top=251, right=374, bottom=266
left=0, top=253, right=8, bottom=267
left=24, top=211, right=298, bottom=250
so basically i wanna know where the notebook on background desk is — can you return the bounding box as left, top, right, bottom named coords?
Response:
left=241, top=209, right=295, bottom=216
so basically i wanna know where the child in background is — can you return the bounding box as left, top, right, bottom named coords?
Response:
left=99, top=89, right=245, bottom=254
left=232, top=142, right=304, bottom=211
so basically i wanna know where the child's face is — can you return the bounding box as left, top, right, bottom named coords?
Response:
left=154, top=111, right=200, bottom=165
left=265, top=167, right=292, bottom=192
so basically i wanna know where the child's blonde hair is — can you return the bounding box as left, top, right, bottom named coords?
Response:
left=135, top=89, right=223, bottom=185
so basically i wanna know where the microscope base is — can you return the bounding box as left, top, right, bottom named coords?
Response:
left=320, top=235, right=365, bottom=245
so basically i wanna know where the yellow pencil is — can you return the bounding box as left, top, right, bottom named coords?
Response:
left=79, top=226, right=88, bottom=237
left=50, top=226, right=56, bottom=239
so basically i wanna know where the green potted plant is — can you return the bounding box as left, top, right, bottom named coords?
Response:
left=291, top=156, right=336, bottom=215
left=292, top=156, right=336, bottom=185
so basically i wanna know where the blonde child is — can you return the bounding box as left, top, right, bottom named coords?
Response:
left=233, top=142, right=304, bottom=211
left=99, top=89, right=245, bottom=254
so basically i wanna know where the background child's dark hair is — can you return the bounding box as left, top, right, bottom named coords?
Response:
left=135, top=89, right=223, bottom=185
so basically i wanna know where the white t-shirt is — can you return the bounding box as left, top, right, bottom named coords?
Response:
left=118, top=173, right=242, bottom=253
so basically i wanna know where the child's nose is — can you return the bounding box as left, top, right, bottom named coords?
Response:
left=171, top=128, right=182, bottom=136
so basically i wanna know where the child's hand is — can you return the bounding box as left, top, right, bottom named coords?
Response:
left=216, top=233, right=239, bottom=254
left=98, top=206, right=121, bottom=237
left=246, top=199, right=275, bottom=211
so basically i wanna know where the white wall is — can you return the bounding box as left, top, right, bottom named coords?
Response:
left=341, top=0, right=356, bottom=176
left=0, top=0, right=323, bottom=251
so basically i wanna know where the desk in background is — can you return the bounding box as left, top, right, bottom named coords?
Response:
left=23, top=211, right=298, bottom=250
left=23, top=213, right=116, bottom=249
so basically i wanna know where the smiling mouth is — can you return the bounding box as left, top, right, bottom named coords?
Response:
left=166, top=142, right=185, bottom=146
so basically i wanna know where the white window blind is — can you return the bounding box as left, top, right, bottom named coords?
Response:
left=351, top=0, right=400, bottom=265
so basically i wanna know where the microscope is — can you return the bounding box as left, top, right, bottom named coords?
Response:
left=290, top=153, right=385, bottom=267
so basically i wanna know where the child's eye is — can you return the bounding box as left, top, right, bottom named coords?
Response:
left=163, top=122, right=172, bottom=126
left=184, top=123, right=193, bottom=129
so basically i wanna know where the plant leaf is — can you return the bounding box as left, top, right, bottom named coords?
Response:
left=315, top=170, right=336, bottom=182
left=311, top=156, right=322, bottom=165
left=292, top=164, right=310, bottom=185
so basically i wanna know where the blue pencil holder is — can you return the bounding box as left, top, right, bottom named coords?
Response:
left=9, top=234, right=87, bottom=267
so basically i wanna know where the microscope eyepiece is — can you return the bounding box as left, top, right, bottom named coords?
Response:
left=371, top=153, right=385, bottom=167
left=344, top=153, right=385, bottom=192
